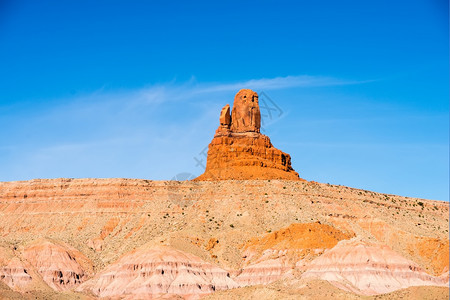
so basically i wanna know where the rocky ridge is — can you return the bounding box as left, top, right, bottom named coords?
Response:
left=0, top=178, right=448, bottom=299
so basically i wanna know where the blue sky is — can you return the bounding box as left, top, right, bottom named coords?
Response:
left=0, top=1, right=448, bottom=201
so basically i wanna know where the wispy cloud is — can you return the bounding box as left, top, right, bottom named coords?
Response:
left=192, top=75, right=367, bottom=94
left=66, top=74, right=367, bottom=107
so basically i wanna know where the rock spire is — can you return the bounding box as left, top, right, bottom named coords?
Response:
left=195, top=89, right=301, bottom=181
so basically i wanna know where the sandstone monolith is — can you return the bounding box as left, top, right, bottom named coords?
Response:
left=196, top=89, right=301, bottom=181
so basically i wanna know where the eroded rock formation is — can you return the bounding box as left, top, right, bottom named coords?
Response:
left=77, top=245, right=238, bottom=298
left=22, top=240, right=93, bottom=291
left=0, top=248, right=32, bottom=291
left=302, top=239, right=449, bottom=296
left=235, top=223, right=354, bottom=286
left=196, top=89, right=301, bottom=181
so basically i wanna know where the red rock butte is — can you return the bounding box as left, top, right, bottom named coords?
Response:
left=195, top=89, right=302, bottom=181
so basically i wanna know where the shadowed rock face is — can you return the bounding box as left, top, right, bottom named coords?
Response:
left=196, top=89, right=301, bottom=181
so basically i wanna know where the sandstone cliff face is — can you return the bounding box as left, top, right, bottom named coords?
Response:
left=196, top=89, right=300, bottom=181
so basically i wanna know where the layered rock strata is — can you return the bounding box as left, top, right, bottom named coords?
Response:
left=22, top=240, right=93, bottom=291
left=235, top=223, right=354, bottom=286
left=77, top=245, right=238, bottom=299
left=302, top=239, right=449, bottom=296
left=196, top=89, right=301, bottom=180
left=0, top=248, right=32, bottom=291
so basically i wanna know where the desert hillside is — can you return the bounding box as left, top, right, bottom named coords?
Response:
left=0, top=178, right=448, bottom=299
